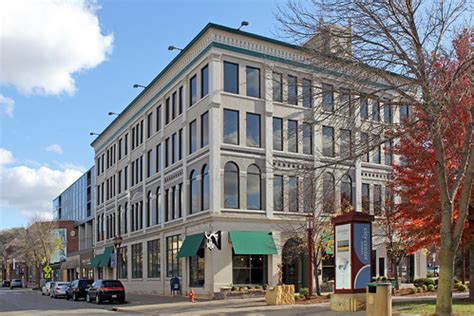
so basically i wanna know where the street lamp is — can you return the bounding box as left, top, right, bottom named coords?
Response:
left=306, top=213, right=314, bottom=297
left=108, top=112, right=119, bottom=116
left=168, top=45, right=183, bottom=52
left=89, top=132, right=100, bottom=136
left=133, top=84, right=147, bottom=89
left=113, top=235, right=123, bottom=280
left=237, top=21, right=249, bottom=30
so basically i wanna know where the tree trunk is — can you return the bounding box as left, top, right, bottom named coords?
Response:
left=393, top=258, right=400, bottom=291
left=469, top=241, right=474, bottom=302
left=436, top=239, right=455, bottom=315
left=314, top=265, right=321, bottom=296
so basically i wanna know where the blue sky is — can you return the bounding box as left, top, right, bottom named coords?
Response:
left=0, top=0, right=285, bottom=229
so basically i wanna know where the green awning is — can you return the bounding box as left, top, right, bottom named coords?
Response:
left=229, top=231, right=278, bottom=255
left=90, top=255, right=101, bottom=268
left=178, top=233, right=204, bottom=258
left=97, top=247, right=114, bottom=268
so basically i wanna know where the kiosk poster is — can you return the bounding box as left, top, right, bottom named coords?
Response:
left=353, top=223, right=371, bottom=289
left=335, top=224, right=351, bottom=289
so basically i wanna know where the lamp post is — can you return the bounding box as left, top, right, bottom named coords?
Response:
left=167, top=45, right=183, bottom=52
left=237, top=21, right=249, bottom=30
left=133, top=84, right=147, bottom=89
left=306, top=213, right=314, bottom=297
left=113, top=235, right=123, bottom=280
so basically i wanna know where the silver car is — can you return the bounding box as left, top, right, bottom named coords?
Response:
left=9, top=279, right=22, bottom=289
left=50, top=282, right=69, bottom=298
left=42, top=281, right=55, bottom=295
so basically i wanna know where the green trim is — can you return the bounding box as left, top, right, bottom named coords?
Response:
left=178, top=233, right=204, bottom=258
left=229, top=231, right=277, bottom=255
left=92, top=23, right=406, bottom=152
left=97, top=246, right=114, bottom=268
left=90, top=255, right=101, bottom=268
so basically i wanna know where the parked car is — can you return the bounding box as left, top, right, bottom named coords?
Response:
left=9, top=279, right=22, bottom=289
left=50, top=282, right=70, bottom=298
left=42, top=281, right=55, bottom=296
left=66, top=279, right=93, bottom=301
left=86, top=280, right=125, bottom=304
left=2, top=280, right=10, bottom=288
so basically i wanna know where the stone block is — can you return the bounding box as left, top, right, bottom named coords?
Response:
left=330, top=293, right=366, bottom=312
left=265, top=284, right=295, bottom=305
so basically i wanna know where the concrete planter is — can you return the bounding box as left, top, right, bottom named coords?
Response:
left=265, top=285, right=295, bottom=305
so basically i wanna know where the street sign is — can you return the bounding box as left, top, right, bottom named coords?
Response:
left=43, top=265, right=52, bottom=280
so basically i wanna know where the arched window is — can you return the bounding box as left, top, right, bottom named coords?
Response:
left=247, top=164, right=261, bottom=210
left=202, top=165, right=209, bottom=211
left=124, top=203, right=128, bottom=233
left=147, top=191, right=153, bottom=227
left=341, top=175, right=353, bottom=210
left=190, top=170, right=198, bottom=214
left=224, top=162, right=239, bottom=208
left=323, top=173, right=335, bottom=213
left=155, top=187, right=161, bottom=225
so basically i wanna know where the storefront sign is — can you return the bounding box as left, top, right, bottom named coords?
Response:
left=110, top=253, right=117, bottom=269
left=353, top=223, right=371, bottom=289
left=204, top=231, right=221, bottom=250
left=335, top=224, right=351, bottom=290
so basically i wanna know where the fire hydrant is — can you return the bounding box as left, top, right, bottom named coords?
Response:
left=189, top=289, right=195, bottom=303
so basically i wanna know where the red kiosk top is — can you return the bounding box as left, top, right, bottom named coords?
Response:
left=332, top=211, right=374, bottom=225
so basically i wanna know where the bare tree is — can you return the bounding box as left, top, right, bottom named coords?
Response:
left=276, top=1, right=473, bottom=314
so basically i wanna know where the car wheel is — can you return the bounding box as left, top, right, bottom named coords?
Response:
left=86, top=294, right=91, bottom=303
left=118, top=297, right=125, bottom=304
left=73, top=293, right=77, bottom=301
left=95, top=293, right=101, bottom=304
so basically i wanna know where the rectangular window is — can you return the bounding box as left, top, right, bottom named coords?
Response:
left=165, top=97, right=170, bottom=124
left=360, top=132, right=369, bottom=162
left=131, top=243, right=143, bottom=279
left=303, top=124, right=312, bottom=154
left=118, top=246, right=127, bottom=279
left=156, top=143, right=161, bottom=172
left=131, top=127, right=135, bottom=150
left=118, top=139, right=122, bottom=160
left=147, top=112, right=153, bottom=138
left=178, top=86, right=183, bottom=114
left=156, top=105, right=162, bottom=132
left=166, top=235, right=182, bottom=277
left=172, top=91, right=177, bottom=120
left=360, top=96, right=368, bottom=120
left=124, top=166, right=128, bottom=190
left=273, top=72, right=283, bottom=102
left=372, top=99, right=380, bottom=121
left=273, top=117, right=283, bottom=151
left=362, top=183, right=370, bottom=214
left=340, top=129, right=352, bottom=159
left=372, top=135, right=381, bottom=164
left=223, top=109, right=239, bottom=145
left=189, top=120, right=197, bottom=154
left=303, top=79, right=312, bottom=108
left=289, top=176, right=298, bottom=212
left=288, top=120, right=298, bottom=153
left=165, top=138, right=170, bottom=168
left=178, top=129, right=183, bottom=160
left=322, top=84, right=334, bottom=112
left=374, top=185, right=382, bottom=216
left=246, top=113, right=261, bottom=148
left=140, top=121, right=143, bottom=144
left=147, top=239, right=160, bottom=278
left=246, top=66, right=260, bottom=98
left=340, top=89, right=351, bottom=116
left=322, top=126, right=335, bottom=157
left=273, top=175, right=283, bottom=212
left=147, top=149, right=152, bottom=177
left=118, top=170, right=122, bottom=194
left=384, top=102, right=392, bottom=124
left=400, top=105, right=410, bottom=121
left=189, top=245, right=205, bottom=287
left=139, top=156, right=143, bottom=182
left=288, top=75, right=297, bottom=105
left=124, top=134, right=128, bottom=156
left=201, top=64, right=209, bottom=97
left=201, top=112, right=209, bottom=147
left=232, top=254, right=267, bottom=285
left=384, top=138, right=393, bottom=165
left=172, top=133, right=177, bottom=164
left=190, top=75, right=197, bottom=106
left=224, top=61, right=239, bottom=94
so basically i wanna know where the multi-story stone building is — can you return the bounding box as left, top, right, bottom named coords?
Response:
left=53, top=167, right=96, bottom=280
left=90, top=23, right=426, bottom=296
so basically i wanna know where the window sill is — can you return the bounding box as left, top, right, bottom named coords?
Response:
left=187, top=210, right=210, bottom=219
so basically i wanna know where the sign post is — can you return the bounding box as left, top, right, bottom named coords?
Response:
left=330, top=211, right=373, bottom=312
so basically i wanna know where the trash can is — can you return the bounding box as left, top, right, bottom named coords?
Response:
left=366, top=282, right=392, bottom=316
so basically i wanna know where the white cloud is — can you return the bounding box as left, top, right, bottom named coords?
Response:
left=0, top=148, right=83, bottom=223
left=0, top=94, right=14, bottom=117
left=45, top=144, right=64, bottom=154
left=0, top=0, right=113, bottom=95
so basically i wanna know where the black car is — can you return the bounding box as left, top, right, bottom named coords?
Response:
left=2, top=280, right=10, bottom=288
left=86, top=280, right=125, bottom=304
left=66, top=279, right=93, bottom=301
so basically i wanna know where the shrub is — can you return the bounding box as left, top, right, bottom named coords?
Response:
left=409, top=288, right=416, bottom=294
left=422, top=285, right=428, bottom=292
left=427, top=272, right=435, bottom=278
left=381, top=276, right=388, bottom=281
left=254, top=285, right=262, bottom=290
left=416, top=287, right=423, bottom=293
left=434, top=279, right=439, bottom=285
left=263, top=284, right=268, bottom=291
left=299, top=293, right=306, bottom=299
left=427, top=284, right=435, bottom=291
left=231, top=286, right=237, bottom=291
left=238, top=287, right=245, bottom=292
left=299, top=288, right=309, bottom=297
left=457, top=284, right=467, bottom=292
left=414, top=278, right=435, bottom=287
left=453, top=278, right=461, bottom=284
left=326, top=293, right=332, bottom=299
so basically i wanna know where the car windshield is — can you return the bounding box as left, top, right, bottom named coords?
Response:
left=102, top=281, right=123, bottom=287
left=13, top=279, right=20, bottom=282
left=57, top=282, right=69, bottom=287
left=79, top=280, right=93, bottom=286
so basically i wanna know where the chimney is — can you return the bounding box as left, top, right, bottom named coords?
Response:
left=303, top=20, right=352, bottom=58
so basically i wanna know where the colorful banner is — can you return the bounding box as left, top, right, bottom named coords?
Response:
left=335, top=224, right=351, bottom=289
left=353, top=223, right=371, bottom=289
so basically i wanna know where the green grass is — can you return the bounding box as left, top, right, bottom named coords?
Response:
left=393, top=299, right=474, bottom=314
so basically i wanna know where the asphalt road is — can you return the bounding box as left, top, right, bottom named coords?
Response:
left=0, top=287, right=136, bottom=316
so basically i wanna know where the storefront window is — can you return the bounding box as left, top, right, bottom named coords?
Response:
left=131, top=243, right=143, bottom=279
left=232, top=254, right=267, bottom=285
left=147, top=239, right=160, bottom=278
left=119, top=246, right=128, bottom=279
left=166, top=235, right=182, bottom=277
left=189, top=245, right=205, bottom=287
